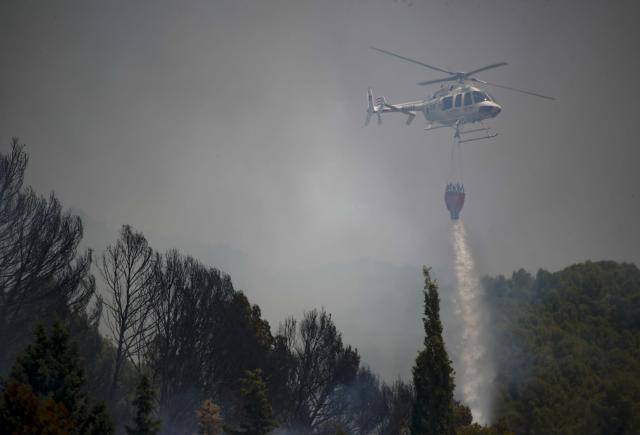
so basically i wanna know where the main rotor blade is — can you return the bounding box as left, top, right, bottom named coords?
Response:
left=371, top=47, right=455, bottom=75
left=472, top=78, right=555, bottom=100
left=417, top=76, right=457, bottom=86
left=464, top=62, right=508, bottom=76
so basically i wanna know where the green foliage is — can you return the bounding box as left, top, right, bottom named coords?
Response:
left=412, top=267, right=455, bottom=435
left=487, top=261, right=640, bottom=435
left=456, top=421, right=514, bottom=435
left=334, top=426, right=348, bottom=435
left=197, top=399, right=224, bottom=435
left=235, top=369, right=277, bottom=435
left=452, top=402, right=514, bottom=435
left=6, top=320, right=114, bottom=434
left=126, top=373, right=161, bottom=435
left=453, top=400, right=473, bottom=429
left=10, top=322, right=84, bottom=414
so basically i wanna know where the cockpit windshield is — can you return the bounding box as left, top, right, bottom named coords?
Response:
left=472, top=91, right=491, bottom=103
left=441, top=96, right=453, bottom=110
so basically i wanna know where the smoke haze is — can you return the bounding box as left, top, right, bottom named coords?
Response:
left=1, top=0, right=639, bottom=390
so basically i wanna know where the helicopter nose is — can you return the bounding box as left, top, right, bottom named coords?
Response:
left=479, top=104, right=501, bottom=117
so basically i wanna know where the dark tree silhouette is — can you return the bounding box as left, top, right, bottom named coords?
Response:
left=379, top=379, right=413, bottom=435
left=278, top=308, right=360, bottom=432
left=99, top=225, right=156, bottom=401
left=341, top=366, right=387, bottom=434
left=126, top=373, right=161, bottom=435
left=146, top=251, right=274, bottom=432
left=0, top=139, right=94, bottom=371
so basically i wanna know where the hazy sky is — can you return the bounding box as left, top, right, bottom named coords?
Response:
left=1, top=0, right=639, bottom=381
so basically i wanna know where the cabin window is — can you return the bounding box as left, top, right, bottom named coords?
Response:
left=454, top=94, right=462, bottom=108
left=473, top=91, right=489, bottom=103
left=464, top=92, right=473, bottom=106
left=441, top=96, right=453, bottom=110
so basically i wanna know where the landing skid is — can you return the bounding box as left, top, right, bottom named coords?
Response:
left=424, top=122, right=498, bottom=143
left=455, top=122, right=497, bottom=143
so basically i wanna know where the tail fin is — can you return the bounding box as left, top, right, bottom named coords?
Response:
left=364, top=87, right=375, bottom=127
left=368, top=87, right=375, bottom=112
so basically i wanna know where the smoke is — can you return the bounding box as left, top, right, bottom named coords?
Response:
left=450, top=219, right=493, bottom=424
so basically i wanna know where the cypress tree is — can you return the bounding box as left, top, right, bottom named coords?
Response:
left=411, top=267, right=455, bottom=435
left=126, top=373, right=161, bottom=435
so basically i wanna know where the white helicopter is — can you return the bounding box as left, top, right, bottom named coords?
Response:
left=365, top=47, right=554, bottom=142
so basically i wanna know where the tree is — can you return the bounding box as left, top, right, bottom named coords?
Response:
left=0, top=382, right=75, bottom=434
left=379, top=379, right=413, bottom=435
left=197, top=399, right=223, bottom=435
left=453, top=401, right=473, bottom=429
left=278, top=308, right=360, bottom=432
left=456, top=421, right=515, bottom=435
left=411, top=267, right=455, bottom=435
left=126, top=373, right=161, bottom=435
left=99, top=225, right=156, bottom=401
left=231, top=369, right=277, bottom=435
left=146, top=252, right=274, bottom=433
left=334, top=366, right=387, bottom=435
left=486, top=261, right=640, bottom=434
left=0, top=138, right=94, bottom=372
left=7, top=320, right=114, bottom=434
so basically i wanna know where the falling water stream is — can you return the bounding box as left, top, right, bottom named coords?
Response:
left=450, top=219, right=492, bottom=424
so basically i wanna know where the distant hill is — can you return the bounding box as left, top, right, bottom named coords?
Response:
left=485, top=261, right=640, bottom=434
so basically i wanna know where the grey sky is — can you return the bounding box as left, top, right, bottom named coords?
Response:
left=1, top=0, right=639, bottom=382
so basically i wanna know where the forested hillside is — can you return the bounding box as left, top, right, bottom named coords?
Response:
left=486, top=262, right=640, bottom=434
left=0, top=140, right=419, bottom=434
left=2, top=139, right=639, bottom=434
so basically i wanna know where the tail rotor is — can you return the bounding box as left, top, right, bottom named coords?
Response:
left=375, top=95, right=386, bottom=125
left=364, top=87, right=384, bottom=126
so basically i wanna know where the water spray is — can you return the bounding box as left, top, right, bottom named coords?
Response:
left=444, top=130, right=492, bottom=423
left=450, top=220, right=492, bottom=423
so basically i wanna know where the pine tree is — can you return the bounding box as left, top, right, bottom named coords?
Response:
left=197, top=399, right=223, bottom=435
left=126, top=373, right=161, bottom=435
left=234, top=369, right=277, bottom=435
left=411, top=267, right=455, bottom=435
left=10, top=323, right=82, bottom=406
left=7, top=320, right=114, bottom=434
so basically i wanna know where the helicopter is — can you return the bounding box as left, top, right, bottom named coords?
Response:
left=364, top=47, right=554, bottom=142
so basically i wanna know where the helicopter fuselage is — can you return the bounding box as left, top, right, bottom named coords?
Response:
left=370, top=84, right=501, bottom=127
